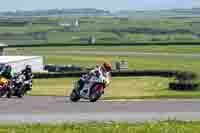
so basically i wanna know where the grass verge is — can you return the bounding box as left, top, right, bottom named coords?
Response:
left=29, top=77, right=200, bottom=99
left=1, top=120, right=200, bottom=133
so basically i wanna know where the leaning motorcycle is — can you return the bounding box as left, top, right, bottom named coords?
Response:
left=7, top=73, right=27, bottom=98
left=70, top=74, right=110, bottom=102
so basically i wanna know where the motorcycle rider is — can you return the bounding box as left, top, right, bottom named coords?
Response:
left=75, top=62, right=112, bottom=92
left=19, top=65, right=33, bottom=91
left=0, top=64, right=13, bottom=88
left=0, top=65, right=13, bottom=80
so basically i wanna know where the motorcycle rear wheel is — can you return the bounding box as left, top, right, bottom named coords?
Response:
left=89, top=85, right=103, bottom=102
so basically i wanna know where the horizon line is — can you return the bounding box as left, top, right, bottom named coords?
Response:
left=0, top=7, right=199, bottom=13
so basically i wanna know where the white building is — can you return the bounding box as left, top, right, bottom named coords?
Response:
left=74, top=19, right=79, bottom=27
left=59, top=23, right=71, bottom=27
left=0, top=43, right=8, bottom=56
left=0, top=56, right=44, bottom=73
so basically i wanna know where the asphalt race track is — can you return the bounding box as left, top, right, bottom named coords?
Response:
left=0, top=96, right=200, bottom=123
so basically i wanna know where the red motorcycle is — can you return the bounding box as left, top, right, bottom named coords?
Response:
left=70, top=74, right=110, bottom=102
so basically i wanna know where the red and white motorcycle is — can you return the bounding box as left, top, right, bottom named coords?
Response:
left=70, top=73, right=110, bottom=102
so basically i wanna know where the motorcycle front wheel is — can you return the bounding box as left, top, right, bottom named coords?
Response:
left=17, top=87, right=26, bottom=98
left=70, top=89, right=80, bottom=102
left=6, top=88, right=14, bottom=98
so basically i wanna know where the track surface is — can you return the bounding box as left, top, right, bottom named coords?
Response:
left=1, top=96, right=200, bottom=123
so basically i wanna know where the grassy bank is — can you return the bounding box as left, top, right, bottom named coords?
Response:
left=1, top=120, right=200, bottom=133
left=29, top=77, right=200, bottom=99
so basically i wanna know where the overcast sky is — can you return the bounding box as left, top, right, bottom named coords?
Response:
left=1, top=0, right=200, bottom=12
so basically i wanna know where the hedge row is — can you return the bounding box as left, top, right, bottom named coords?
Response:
left=6, top=41, right=200, bottom=48
left=33, top=70, right=197, bottom=80
left=169, top=83, right=199, bottom=91
left=33, top=71, right=86, bottom=78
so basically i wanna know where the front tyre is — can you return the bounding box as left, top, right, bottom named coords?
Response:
left=17, top=87, right=26, bottom=98
left=70, top=89, right=80, bottom=102
left=6, top=90, right=13, bottom=98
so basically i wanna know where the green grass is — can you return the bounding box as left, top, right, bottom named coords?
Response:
left=1, top=40, right=46, bottom=45
left=79, top=16, right=191, bottom=31
left=1, top=16, right=200, bottom=44
left=0, top=26, right=28, bottom=33
left=41, top=55, right=200, bottom=75
left=7, top=47, right=200, bottom=99
left=43, top=32, right=200, bottom=43
left=47, top=32, right=119, bottom=43
left=1, top=120, right=200, bottom=133
left=125, top=33, right=197, bottom=41
left=29, top=77, right=200, bottom=99
left=6, top=46, right=200, bottom=73
left=6, top=50, right=200, bottom=76
left=0, top=25, right=63, bottom=33
left=27, top=24, right=63, bottom=33
left=6, top=45, right=200, bottom=54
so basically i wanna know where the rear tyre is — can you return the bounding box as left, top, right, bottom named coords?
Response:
left=0, top=86, right=8, bottom=97
left=17, top=94, right=22, bottom=98
left=0, top=90, right=5, bottom=98
left=89, top=85, right=103, bottom=102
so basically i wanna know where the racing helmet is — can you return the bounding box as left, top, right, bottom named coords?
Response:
left=102, top=62, right=112, bottom=71
left=25, top=65, right=32, bottom=72
left=5, top=65, right=11, bottom=73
